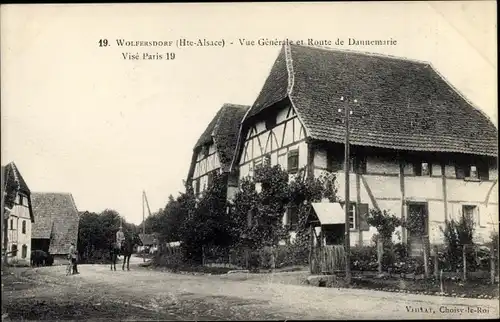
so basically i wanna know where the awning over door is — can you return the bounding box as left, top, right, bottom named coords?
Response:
left=311, top=202, right=345, bottom=225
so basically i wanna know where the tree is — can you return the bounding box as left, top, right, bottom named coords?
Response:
left=366, top=208, right=401, bottom=246
left=77, top=208, right=138, bottom=262
left=179, top=172, right=230, bottom=264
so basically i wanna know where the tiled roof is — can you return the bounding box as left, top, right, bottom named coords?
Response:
left=1, top=162, right=34, bottom=222
left=189, top=103, right=250, bottom=178
left=2, top=162, right=31, bottom=195
left=247, top=45, right=498, bottom=157
left=31, top=192, right=80, bottom=255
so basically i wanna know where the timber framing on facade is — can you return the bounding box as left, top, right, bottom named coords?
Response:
left=187, top=103, right=250, bottom=198
left=1, top=162, right=35, bottom=264
left=226, top=44, right=498, bottom=250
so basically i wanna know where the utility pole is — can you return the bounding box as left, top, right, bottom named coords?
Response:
left=340, top=95, right=356, bottom=285
left=142, top=190, right=145, bottom=263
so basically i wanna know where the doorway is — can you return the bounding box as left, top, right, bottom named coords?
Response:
left=407, top=202, right=429, bottom=257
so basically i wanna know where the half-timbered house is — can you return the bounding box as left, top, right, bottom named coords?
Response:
left=187, top=103, right=250, bottom=200
left=1, top=162, right=35, bottom=265
left=231, top=44, right=498, bottom=252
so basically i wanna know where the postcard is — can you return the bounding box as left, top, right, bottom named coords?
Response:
left=1, top=2, right=498, bottom=320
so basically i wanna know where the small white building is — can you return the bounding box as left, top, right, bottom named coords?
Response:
left=1, top=162, right=34, bottom=266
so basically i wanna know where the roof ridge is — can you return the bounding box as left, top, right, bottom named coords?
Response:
left=286, top=44, right=310, bottom=139
left=32, top=191, right=73, bottom=195
left=288, top=43, right=431, bottom=65
left=284, top=44, right=295, bottom=94
left=221, top=103, right=250, bottom=109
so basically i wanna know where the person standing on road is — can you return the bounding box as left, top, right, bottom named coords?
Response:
left=68, top=242, right=79, bottom=275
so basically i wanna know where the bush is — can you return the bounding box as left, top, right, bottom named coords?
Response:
left=350, top=246, right=377, bottom=271
left=441, top=213, right=476, bottom=271
left=152, top=250, right=184, bottom=272
left=275, top=243, right=309, bottom=268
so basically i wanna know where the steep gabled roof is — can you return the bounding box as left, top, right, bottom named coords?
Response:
left=2, top=162, right=31, bottom=195
left=189, top=103, right=250, bottom=179
left=245, top=44, right=498, bottom=157
left=1, top=162, right=34, bottom=222
left=31, top=192, right=80, bottom=254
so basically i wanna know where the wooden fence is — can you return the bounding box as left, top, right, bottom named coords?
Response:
left=310, top=245, right=345, bottom=275
left=374, top=237, right=499, bottom=283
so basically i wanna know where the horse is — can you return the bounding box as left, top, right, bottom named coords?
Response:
left=110, top=232, right=142, bottom=271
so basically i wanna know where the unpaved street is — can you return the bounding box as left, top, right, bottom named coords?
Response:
left=3, top=260, right=499, bottom=320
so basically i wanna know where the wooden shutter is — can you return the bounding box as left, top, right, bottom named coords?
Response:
left=207, top=172, right=214, bottom=187
left=358, top=203, right=370, bottom=231
left=288, top=150, right=299, bottom=173
left=195, top=179, right=200, bottom=194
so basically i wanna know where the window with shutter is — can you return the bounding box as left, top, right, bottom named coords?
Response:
left=358, top=203, right=370, bottom=231
left=207, top=172, right=214, bottom=188
left=22, top=245, right=27, bottom=258
left=195, top=179, right=200, bottom=194
left=22, top=221, right=26, bottom=234
left=287, top=149, right=299, bottom=174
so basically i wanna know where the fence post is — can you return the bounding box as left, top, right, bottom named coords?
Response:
left=433, top=245, right=439, bottom=279
left=244, top=247, right=249, bottom=270
left=423, top=237, right=429, bottom=278
left=491, top=245, right=495, bottom=285
left=309, top=225, right=313, bottom=274
left=440, top=269, right=444, bottom=294
left=377, top=236, right=383, bottom=273
left=462, top=244, right=467, bottom=282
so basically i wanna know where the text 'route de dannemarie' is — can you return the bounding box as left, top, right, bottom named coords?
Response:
left=110, top=37, right=398, bottom=60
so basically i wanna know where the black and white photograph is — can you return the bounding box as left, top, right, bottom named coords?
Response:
left=1, top=1, right=498, bottom=320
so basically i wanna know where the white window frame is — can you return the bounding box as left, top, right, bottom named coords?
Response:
left=348, top=203, right=356, bottom=230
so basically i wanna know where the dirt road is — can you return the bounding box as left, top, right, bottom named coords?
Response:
left=3, top=261, right=499, bottom=320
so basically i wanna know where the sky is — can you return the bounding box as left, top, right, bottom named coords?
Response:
left=1, top=2, right=497, bottom=225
